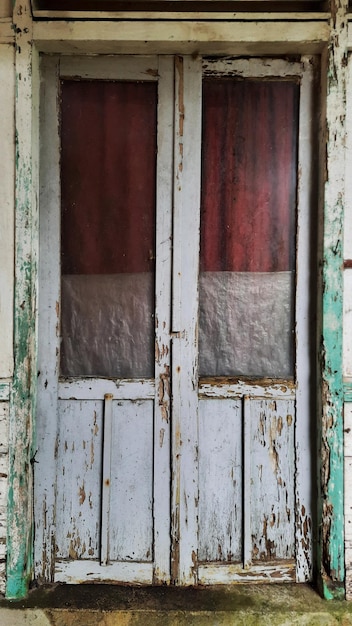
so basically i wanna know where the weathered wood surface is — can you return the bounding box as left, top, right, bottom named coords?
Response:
left=36, top=55, right=172, bottom=587
left=199, top=56, right=313, bottom=584
left=55, top=400, right=153, bottom=565
left=249, top=399, right=295, bottom=562
left=0, top=404, right=9, bottom=594
left=0, top=1, right=12, bottom=19
left=171, top=55, right=202, bottom=585
left=7, top=0, right=39, bottom=600
left=345, top=405, right=352, bottom=599
left=198, top=399, right=243, bottom=563
left=153, top=55, right=173, bottom=583
left=55, top=560, right=153, bottom=584
left=59, top=379, right=155, bottom=401
left=318, top=0, right=348, bottom=600
left=32, top=20, right=329, bottom=55
left=345, top=54, right=352, bottom=603
left=34, top=56, right=61, bottom=585
left=294, top=55, right=316, bottom=583
left=198, top=560, right=295, bottom=584
left=32, top=8, right=330, bottom=20
left=0, top=43, right=14, bottom=380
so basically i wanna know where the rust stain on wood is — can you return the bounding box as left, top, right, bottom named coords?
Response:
left=199, top=376, right=295, bottom=388
left=158, top=364, right=170, bottom=423
left=176, top=56, right=184, bottom=138
left=155, top=338, right=169, bottom=363
left=78, top=484, right=86, bottom=505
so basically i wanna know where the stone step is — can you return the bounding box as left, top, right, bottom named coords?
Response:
left=1, top=583, right=352, bottom=625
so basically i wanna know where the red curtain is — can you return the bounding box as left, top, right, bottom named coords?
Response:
left=60, top=80, right=157, bottom=275
left=200, top=79, right=299, bottom=273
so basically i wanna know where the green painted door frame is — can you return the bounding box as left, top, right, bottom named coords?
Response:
left=316, top=0, right=348, bottom=600
left=6, top=0, right=39, bottom=600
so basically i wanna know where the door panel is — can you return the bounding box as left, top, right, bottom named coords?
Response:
left=198, top=398, right=243, bottom=563
left=55, top=400, right=103, bottom=561
left=109, top=400, right=154, bottom=562
left=248, top=398, right=295, bottom=562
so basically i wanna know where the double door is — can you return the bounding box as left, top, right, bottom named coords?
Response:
left=35, top=54, right=315, bottom=585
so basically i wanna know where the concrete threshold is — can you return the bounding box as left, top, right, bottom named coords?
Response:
left=1, top=583, right=352, bottom=625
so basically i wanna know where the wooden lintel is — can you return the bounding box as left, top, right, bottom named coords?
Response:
left=32, top=19, right=329, bottom=54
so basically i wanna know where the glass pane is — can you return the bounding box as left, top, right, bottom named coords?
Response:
left=60, top=80, right=157, bottom=378
left=199, top=79, right=299, bottom=378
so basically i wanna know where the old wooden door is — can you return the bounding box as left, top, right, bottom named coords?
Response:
left=35, top=55, right=315, bottom=585
left=35, top=56, right=174, bottom=584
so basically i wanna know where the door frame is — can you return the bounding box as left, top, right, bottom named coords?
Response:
left=36, top=52, right=316, bottom=586
left=6, top=8, right=346, bottom=598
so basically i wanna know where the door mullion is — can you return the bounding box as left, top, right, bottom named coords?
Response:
left=153, top=55, right=174, bottom=584
left=34, top=56, right=61, bottom=582
left=171, top=55, right=202, bottom=585
left=101, top=393, right=113, bottom=566
left=294, top=57, right=315, bottom=582
left=243, top=396, right=252, bottom=569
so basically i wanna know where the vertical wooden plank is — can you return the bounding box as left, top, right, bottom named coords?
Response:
left=0, top=41, right=14, bottom=597
left=153, top=55, right=173, bottom=584
left=101, top=394, right=113, bottom=566
left=295, top=56, right=315, bottom=583
left=344, top=53, right=352, bottom=263
left=33, top=56, right=61, bottom=585
left=55, top=400, right=103, bottom=561
left=250, top=398, right=295, bottom=563
left=109, top=400, right=154, bottom=562
left=243, top=397, right=252, bottom=568
left=7, top=0, right=39, bottom=599
left=345, top=404, right=352, bottom=598
left=318, top=0, right=348, bottom=600
left=0, top=43, right=14, bottom=379
left=198, top=399, right=242, bottom=564
left=344, top=57, right=352, bottom=380
left=0, top=403, right=9, bottom=594
left=344, top=59, right=352, bottom=600
left=171, top=55, right=202, bottom=585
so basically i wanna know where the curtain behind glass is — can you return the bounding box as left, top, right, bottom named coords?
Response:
left=200, top=79, right=299, bottom=378
left=60, top=80, right=157, bottom=378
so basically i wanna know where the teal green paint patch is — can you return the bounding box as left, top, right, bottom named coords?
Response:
left=0, top=382, right=10, bottom=401
left=323, top=580, right=345, bottom=601
left=6, top=577, right=28, bottom=601
left=7, top=31, right=37, bottom=599
left=343, top=383, right=352, bottom=402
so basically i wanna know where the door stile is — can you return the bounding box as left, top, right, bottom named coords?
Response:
left=101, top=393, right=113, bottom=566
left=295, top=56, right=316, bottom=582
left=153, top=55, right=174, bottom=584
left=171, top=55, right=202, bottom=585
left=243, top=396, right=252, bottom=569
left=34, top=56, right=61, bottom=582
